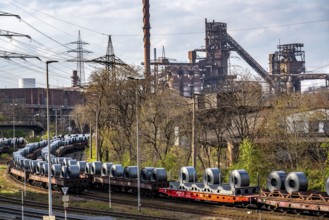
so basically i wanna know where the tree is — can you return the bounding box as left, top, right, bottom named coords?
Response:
left=79, top=65, right=141, bottom=162
left=139, top=88, right=189, bottom=169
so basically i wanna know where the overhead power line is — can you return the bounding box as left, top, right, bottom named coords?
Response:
left=8, top=0, right=329, bottom=37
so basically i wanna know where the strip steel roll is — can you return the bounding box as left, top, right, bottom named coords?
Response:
left=284, top=172, right=308, bottom=193
left=180, top=166, right=197, bottom=183
left=229, top=169, right=250, bottom=189
left=203, top=168, right=221, bottom=185
left=266, top=171, right=286, bottom=192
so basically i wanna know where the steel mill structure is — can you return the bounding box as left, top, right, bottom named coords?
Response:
left=149, top=19, right=329, bottom=95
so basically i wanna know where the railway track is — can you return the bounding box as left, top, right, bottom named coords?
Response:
left=7, top=170, right=323, bottom=220
left=7, top=143, right=329, bottom=220
left=82, top=189, right=320, bottom=220
left=0, top=194, right=177, bottom=220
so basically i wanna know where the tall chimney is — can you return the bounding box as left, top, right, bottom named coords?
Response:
left=142, top=0, right=151, bottom=81
left=71, top=70, right=79, bottom=87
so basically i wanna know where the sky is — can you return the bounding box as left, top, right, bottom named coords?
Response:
left=0, top=0, right=328, bottom=90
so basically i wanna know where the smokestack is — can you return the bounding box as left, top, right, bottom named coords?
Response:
left=71, top=70, right=79, bottom=87
left=142, top=0, right=151, bottom=81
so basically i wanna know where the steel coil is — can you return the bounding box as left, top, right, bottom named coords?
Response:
left=51, top=164, right=62, bottom=177
left=63, top=158, right=73, bottom=166
left=67, top=165, right=80, bottom=179
left=124, top=166, right=138, bottom=179
left=153, top=168, right=167, bottom=182
left=284, top=172, right=308, bottom=193
left=41, top=163, right=49, bottom=176
left=203, top=168, right=221, bottom=185
left=45, top=154, right=54, bottom=163
left=85, top=162, right=92, bottom=174
left=229, top=169, right=250, bottom=189
left=36, top=161, right=45, bottom=174
left=67, top=160, right=77, bottom=166
left=101, top=163, right=113, bottom=176
left=58, top=157, right=66, bottom=166
left=141, top=167, right=154, bottom=181
left=266, top=171, right=286, bottom=192
left=111, top=164, right=124, bottom=177
left=91, top=161, right=102, bottom=175
left=180, top=166, right=197, bottom=183
left=22, top=159, right=31, bottom=171
left=61, top=166, right=68, bottom=178
left=29, top=160, right=38, bottom=173
left=51, top=158, right=58, bottom=164
left=77, top=161, right=87, bottom=173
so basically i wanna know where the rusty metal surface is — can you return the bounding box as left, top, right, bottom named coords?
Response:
left=142, top=0, right=151, bottom=79
left=258, top=190, right=329, bottom=213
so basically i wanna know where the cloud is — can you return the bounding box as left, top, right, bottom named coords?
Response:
left=0, top=0, right=327, bottom=88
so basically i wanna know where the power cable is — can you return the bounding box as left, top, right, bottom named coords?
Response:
left=8, top=0, right=329, bottom=37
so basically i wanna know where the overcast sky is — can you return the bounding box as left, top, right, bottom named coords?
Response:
left=0, top=0, right=328, bottom=90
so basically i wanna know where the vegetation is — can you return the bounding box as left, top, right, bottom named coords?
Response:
left=0, top=63, right=328, bottom=190
left=68, top=65, right=329, bottom=190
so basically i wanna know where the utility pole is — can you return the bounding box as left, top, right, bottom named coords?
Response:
left=67, top=31, right=92, bottom=87
left=0, top=13, right=40, bottom=60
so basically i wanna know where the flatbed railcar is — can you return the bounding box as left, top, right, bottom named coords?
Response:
left=8, top=165, right=89, bottom=193
left=158, top=188, right=257, bottom=206
left=257, top=190, right=329, bottom=216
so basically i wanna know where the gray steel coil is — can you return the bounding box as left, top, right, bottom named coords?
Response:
left=124, top=166, right=138, bottom=179
left=91, top=161, right=102, bottom=175
left=58, top=157, right=66, bottom=166
left=51, top=164, right=62, bottom=177
left=203, top=168, right=221, bottom=185
left=63, top=158, right=73, bottom=166
left=51, top=158, right=58, bottom=164
left=67, top=160, right=77, bottom=166
left=180, top=166, right=197, bottom=183
left=284, top=172, right=308, bottom=193
left=152, top=168, right=167, bottom=182
left=41, top=163, right=49, bottom=176
left=141, top=167, right=154, bottom=181
left=77, top=161, right=87, bottom=173
left=111, top=164, right=124, bottom=177
left=67, top=165, right=80, bottom=179
left=266, top=171, right=286, bottom=192
left=21, top=159, right=31, bottom=171
left=61, top=166, right=68, bottom=178
left=18, top=158, right=25, bottom=168
left=45, top=154, right=54, bottom=163
left=101, top=163, right=113, bottom=176
left=85, top=162, right=92, bottom=174
left=229, top=169, right=250, bottom=189
left=29, top=160, right=38, bottom=173
left=36, top=161, right=45, bottom=174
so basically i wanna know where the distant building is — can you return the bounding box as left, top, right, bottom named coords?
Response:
left=18, top=78, right=36, bottom=88
left=0, top=87, right=84, bottom=128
